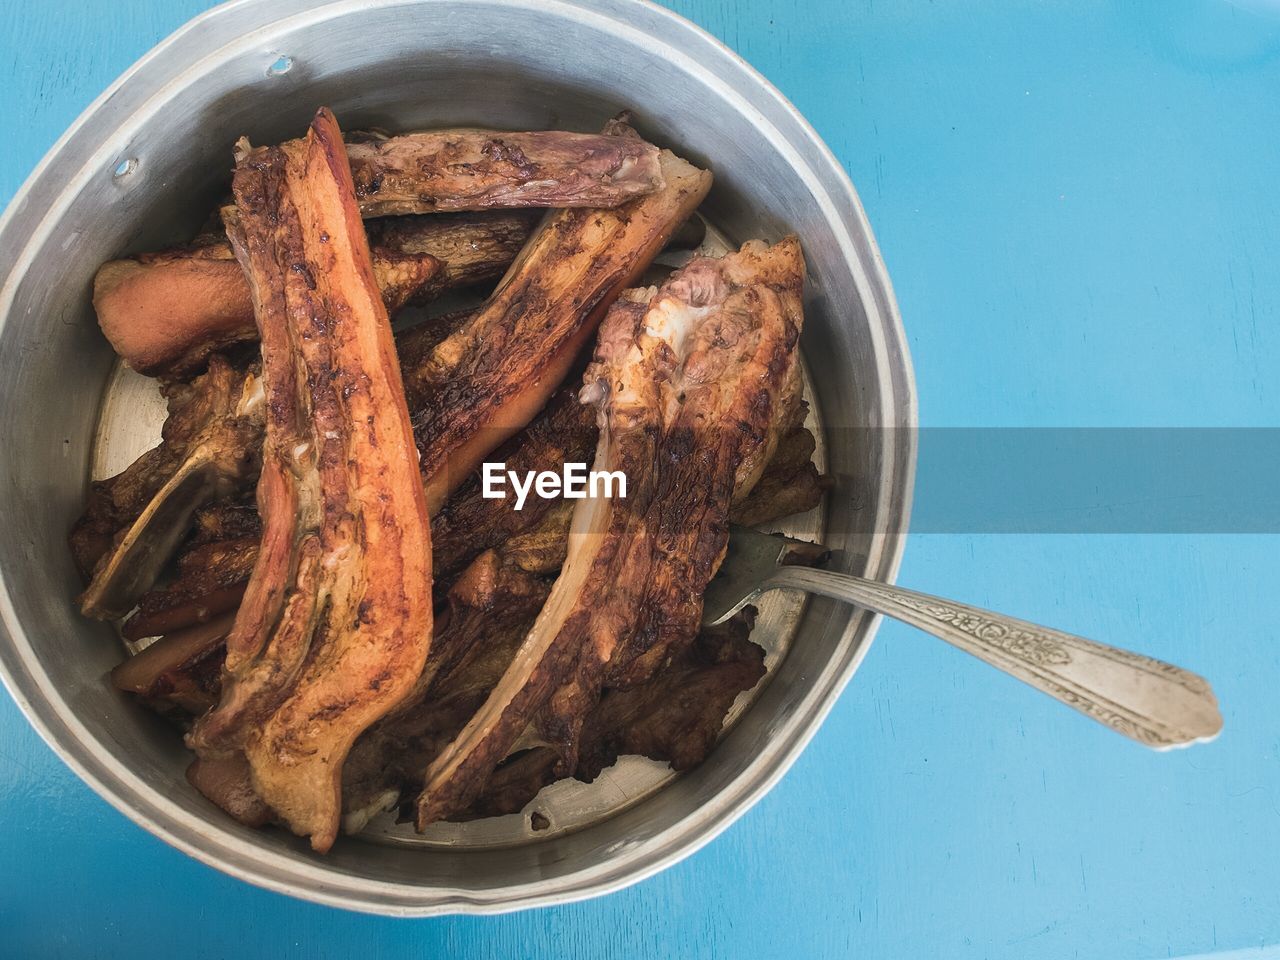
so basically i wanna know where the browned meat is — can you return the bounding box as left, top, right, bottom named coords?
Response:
left=186, top=755, right=272, bottom=828
left=186, top=108, right=434, bottom=853
left=111, top=612, right=235, bottom=714
left=92, top=211, right=535, bottom=378
left=340, top=552, right=552, bottom=833
left=69, top=357, right=255, bottom=579
left=120, top=536, right=258, bottom=640
left=429, top=388, right=596, bottom=582
left=189, top=498, right=263, bottom=543
left=458, top=609, right=765, bottom=821
left=75, top=357, right=263, bottom=619
left=415, top=237, right=806, bottom=827
left=345, top=129, right=663, bottom=216
left=729, top=427, right=829, bottom=528
left=411, top=122, right=711, bottom=513
left=577, top=608, right=766, bottom=778
left=369, top=211, right=540, bottom=300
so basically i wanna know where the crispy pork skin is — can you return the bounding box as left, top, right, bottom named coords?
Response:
left=412, top=124, right=712, bottom=512
left=416, top=237, right=806, bottom=826
left=93, top=211, right=536, bottom=378
left=346, top=129, right=663, bottom=216
left=186, top=108, right=433, bottom=852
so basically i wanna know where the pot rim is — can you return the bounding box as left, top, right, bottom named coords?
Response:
left=0, top=0, right=917, bottom=916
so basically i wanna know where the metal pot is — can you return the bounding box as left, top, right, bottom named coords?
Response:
left=0, top=0, right=915, bottom=915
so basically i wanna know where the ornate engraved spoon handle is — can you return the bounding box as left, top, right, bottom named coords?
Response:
left=768, top=566, right=1222, bottom=749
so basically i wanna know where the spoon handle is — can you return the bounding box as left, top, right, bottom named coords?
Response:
left=768, top=565, right=1222, bottom=749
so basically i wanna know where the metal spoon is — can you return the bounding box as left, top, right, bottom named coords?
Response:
left=704, top=526, right=1223, bottom=749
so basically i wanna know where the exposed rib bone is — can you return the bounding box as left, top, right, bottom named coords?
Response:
left=77, top=362, right=262, bottom=619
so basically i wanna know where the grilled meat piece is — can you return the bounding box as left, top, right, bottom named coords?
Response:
left=187, top=108, right=434, bottom=852
left=411, top=121, right=711, bottom=513
left=576, top=608, right=765, bottom=779
left=75, top=357, right=263, bottom=619
left=120, top=535, right=258, bottom=640
left=729, top=426, right=828, bottom=528
left=430, top=388, right=596, bottom=582
left=93, top=210, right=536, bottom=378
left=341, top=552, right=552, bottom=833
left=459, top=608, right=765, bottom=820
left=370, top=212, right=540, bottom=302
left=346, top=128, right=663, bottom=217
left=69, top=357, right=256, bottom=579
left=111, top=612, right=235, bottom=715
left=416, top=236, right=805, bottom=827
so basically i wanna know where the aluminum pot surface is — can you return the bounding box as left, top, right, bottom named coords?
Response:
left=0, top=0, right=915, bottom=915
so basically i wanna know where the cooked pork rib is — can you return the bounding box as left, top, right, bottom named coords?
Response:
left=459, top=607, right=765, bottom=821
left=430, top=388, right=596, bottom=583
left=76, top=357, right=263, bottom=619
left=345, top=129, right=663, bottom=217
left=186, top=108, right=434, bottom=852
left=69, top=357, right=258, bottom=580
left=340, top=551, right=553, bottom=833
left=416, top=236, right=806, bottom=827
left=94, top=211, right=536, bottom=378
left=411, top=122, right=712, bottom=512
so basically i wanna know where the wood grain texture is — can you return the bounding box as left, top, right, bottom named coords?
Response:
left=3, top=1, right=1280, bottom=957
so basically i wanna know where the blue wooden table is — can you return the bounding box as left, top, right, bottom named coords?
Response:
left=3, top=2, right=1278, bottom=957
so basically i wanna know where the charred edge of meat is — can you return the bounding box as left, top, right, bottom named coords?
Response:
left=411, top=124, right=712, bottom=513
left=414, top=236, right=804, bottom=828
left=346, top=129, right=663, bottom=217
left=188, top=107, right=433, bottom=853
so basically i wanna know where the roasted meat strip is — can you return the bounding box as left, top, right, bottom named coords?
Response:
left=411, top=122, right=711, bottom=511
left=340, top=551, right=552, bottom=833
left=459, top=608, right=765, bottom=820
left=186, top=108, right=433, bottom=852
left=93, top=211, right=535, bottom=377
left=416, top=236, right=806, bottom=826
left=75, top=357, right=263, bottom=619
left=69, top=357, right=257, bottom=580
left=345, top=129, right=663, bottom=216
left=430, top=388, right=596, bottom=583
